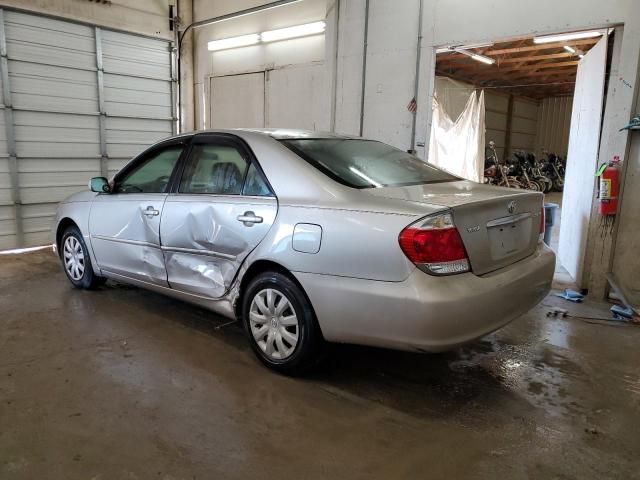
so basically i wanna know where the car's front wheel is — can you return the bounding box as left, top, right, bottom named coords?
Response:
left=60, top=226, right=105, bottom=289
left=242, top=271, right=325, bottom=375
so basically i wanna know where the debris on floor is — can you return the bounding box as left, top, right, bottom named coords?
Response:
left=555, top=289, right=585, bottom=303
left=547, top=305, right=640, bottom=326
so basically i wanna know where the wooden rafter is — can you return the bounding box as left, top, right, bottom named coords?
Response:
left=483, top=38, right=598, bottom=55
left=435, top=34, right=597, bottom=99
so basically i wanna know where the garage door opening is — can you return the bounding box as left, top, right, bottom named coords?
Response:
left=433, top=29, right=616, bottom=290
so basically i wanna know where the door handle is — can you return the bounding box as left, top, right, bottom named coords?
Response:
left=143, top=206, right=160, bottom=217
left=237, top=211, right=263, bottom=226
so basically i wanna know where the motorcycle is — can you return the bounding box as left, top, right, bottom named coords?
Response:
left=544, top=153, right=565, bottom=192
left=527, top=153, right=553, bottom=193
left=511, top=152, right=541, bottom=191
left=484, top=141, right=522, bottom=188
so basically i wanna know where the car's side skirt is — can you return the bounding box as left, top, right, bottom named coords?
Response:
left=101, top=270, right=237, bottom=320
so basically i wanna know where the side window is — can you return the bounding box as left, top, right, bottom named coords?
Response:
left=243, top=163, right=272, bottom=196
left=117, top=145, right=183, bottom=193
left=180, top=144, right=249, bottom=195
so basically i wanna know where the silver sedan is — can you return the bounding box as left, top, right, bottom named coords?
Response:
left=53, top=129, right=555, bottom=374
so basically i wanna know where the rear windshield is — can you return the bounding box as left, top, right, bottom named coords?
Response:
left=281, top=138, right=458, bottom=189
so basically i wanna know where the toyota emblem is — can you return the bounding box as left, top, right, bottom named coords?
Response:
left=507, top=201, right=517, bottom=214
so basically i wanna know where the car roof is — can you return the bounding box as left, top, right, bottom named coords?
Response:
left=190, top=128, right=360, bottom=141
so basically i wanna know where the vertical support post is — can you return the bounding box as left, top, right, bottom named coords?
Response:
left=170, top=39, right=178, bottom=135
left=0, top=9, right=23, bottom=246
left=358, top=0, right=369, bottom=137
left=504, top=94, right=514, bottom=159
left=95, top=27, right=108, bottom=178
left=410, top=0, right=424, bottom=152
left=328, top=0, right=340, bottom=133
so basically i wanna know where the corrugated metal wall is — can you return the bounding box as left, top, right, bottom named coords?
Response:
left=0, top=9, right=175, bottom=250
left=484, top=92, right=508, bottom=160
left=484, top=92, right=539, bottom=161
left=535, top=96, right=573, bottom=157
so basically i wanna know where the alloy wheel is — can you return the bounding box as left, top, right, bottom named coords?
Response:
left=63, top=236, right=85, bottom=281
left=249, top=288, right=299, bottom=360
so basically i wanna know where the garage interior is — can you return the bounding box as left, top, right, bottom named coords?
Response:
left=434, top=32, right=604, bottom=288
left=2, top=0, right=640, bottom=478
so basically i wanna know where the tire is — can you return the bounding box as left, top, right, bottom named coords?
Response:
left=553, top=178, right=564, bottom=192
left=527, top=181, right=540, bottom=191
left=60, top=225, right=106, bottom=289
left=242, top=271, right=325, bottom=375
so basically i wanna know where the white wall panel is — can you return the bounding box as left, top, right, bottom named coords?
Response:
left=210, top=72, right=265, bottom=129
left=558, top=37, right=607, bottom=286
left=266, top=64, right=330, bottom=130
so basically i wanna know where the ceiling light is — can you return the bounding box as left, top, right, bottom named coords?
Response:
left=261, top=21, right=326, bottom=42
left=436, top=42, right=493, bottom=54
left=563, top=45, right=576, bottom=53
left=454, top=48, right=495, bottom=65
left=534, top=31, right=602, bottom=44
left=208, top=33, right=260, bottom=51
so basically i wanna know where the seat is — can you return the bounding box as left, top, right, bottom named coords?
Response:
left=211, top=161, right=242, bottom=194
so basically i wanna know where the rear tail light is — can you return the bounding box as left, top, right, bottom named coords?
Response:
left=399, top=212, right=470, bottom=275
left=539, top=206, right=545, bottom=241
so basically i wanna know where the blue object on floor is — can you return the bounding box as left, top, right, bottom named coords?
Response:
left=610, top=304, right=634, bottom=319
left=556, top=289, right=585, bottom=303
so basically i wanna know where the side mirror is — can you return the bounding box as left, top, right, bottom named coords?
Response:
left=90, top=177, right=111, bottom=193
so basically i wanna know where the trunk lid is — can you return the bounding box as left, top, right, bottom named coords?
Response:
left=365, top=181, right=543, bottom=275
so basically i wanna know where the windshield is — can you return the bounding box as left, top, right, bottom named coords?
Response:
left=281, top=138, right=458, bottom=188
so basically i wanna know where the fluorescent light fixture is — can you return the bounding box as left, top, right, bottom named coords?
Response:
left=208, top=33, right=260, bottom=51
left=563, top=45, right=576, bottom=53
left=469, top=53, right=495, bottom=65
left=534, top=30, right=602, bottom=44
left=453, top=48, right=495, bottom=65
left=261, top=21, right=326, bottom=42
left=436, top=42, right=493, bottom=54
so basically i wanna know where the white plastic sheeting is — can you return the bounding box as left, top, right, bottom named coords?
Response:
left=428, top=86, right=485, bottom=183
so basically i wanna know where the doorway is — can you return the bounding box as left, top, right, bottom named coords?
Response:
left=433, top=29, right=614, bottom=289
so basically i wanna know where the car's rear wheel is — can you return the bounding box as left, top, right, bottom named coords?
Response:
left=60, top=226, right=105, bottom=289
left=242, top=271, right=324, bottom=375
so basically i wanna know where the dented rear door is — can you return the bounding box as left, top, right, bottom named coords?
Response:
left=160, top=195, right=276, bottom=297
left=160, top=134, right=277, bottom=298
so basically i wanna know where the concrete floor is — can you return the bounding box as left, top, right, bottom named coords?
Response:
left=1, top=251, right=640, bottom=479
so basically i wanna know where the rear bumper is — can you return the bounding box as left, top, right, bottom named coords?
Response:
left=294, top=242, right=555, bottom=352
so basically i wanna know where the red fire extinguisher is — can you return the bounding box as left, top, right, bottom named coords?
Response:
left=598, top=156, right=620, bottom=216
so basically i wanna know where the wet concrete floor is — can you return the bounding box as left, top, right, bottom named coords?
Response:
left=1, top=251, right=640, bottom=479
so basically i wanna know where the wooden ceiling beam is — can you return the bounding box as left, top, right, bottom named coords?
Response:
left=438, top=52, right=574, bottom=69
left=483, top=38, right=598, bottom=55
left=468, top=61, right=578, bottom=78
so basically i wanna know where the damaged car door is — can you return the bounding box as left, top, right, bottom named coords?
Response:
left=89, top=139, right=188, bottom=286
left=160, top=134, right=277, bottom=298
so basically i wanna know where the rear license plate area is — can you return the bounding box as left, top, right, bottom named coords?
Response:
left=487, top=218, right=531, bottom=260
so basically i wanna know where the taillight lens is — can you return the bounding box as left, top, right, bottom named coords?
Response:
left=399, top=213, right=470, bottom=275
